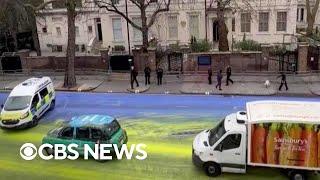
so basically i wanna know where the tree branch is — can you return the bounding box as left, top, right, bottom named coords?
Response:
left=94, top=0, right=142, bottom=31
left=147, top=0, right=171, bottom=28
left=24, top=0, right=59, bottom=11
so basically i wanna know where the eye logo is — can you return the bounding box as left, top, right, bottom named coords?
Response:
left=20, top=143, right=37, bottom=160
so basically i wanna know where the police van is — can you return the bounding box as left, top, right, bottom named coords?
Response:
left=0, top=77, right=55, bottom=129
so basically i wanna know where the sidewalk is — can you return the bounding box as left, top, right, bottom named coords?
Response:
left=0, top=74, right=319, bottom=96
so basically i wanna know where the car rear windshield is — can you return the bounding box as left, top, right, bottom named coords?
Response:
left=106, top=120, right=120, bottom=136
left=4, top=96, right=32, bottom=111
left=208, top=119, right=226, bottom=146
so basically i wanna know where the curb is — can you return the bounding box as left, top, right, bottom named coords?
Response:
left=127, top=86, right=150, bottom=93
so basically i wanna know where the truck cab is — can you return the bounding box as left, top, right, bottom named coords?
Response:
left=192, top=111, right=247, bottom=176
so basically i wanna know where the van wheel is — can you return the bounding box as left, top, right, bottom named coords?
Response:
left=289, top=171, right=307, bottom=180
left=49, top=100, right=55, bottom=111
left=204, top=162, right=221, bottom=177
left=31, top=117, right=38, bottom=127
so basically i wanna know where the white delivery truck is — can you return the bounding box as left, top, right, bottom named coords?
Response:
left=0, top=77, right=55, bottom=129
left=192, top=101, right=320, bottom=180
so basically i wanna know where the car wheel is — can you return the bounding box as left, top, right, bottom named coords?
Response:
left=290, top=171, right=307, bottom=180
left=49, top=100, right=55, bottom=111
left=204, top=162, right=221, bottom=177
left=44, top=147, right=54, bottom=156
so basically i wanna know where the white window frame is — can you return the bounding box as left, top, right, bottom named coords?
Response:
left=132, top=17, right=142, bottom=41
left=189, top=14, right=199, bottom=39
left=276, top=12, right=287, bottom=32
left=112, top=18, right=123, bottom=42
left=258, top=12, right=269, bottom=32
left=168, top=15, right=178, bottom=40
left=241, top=13, right=251, bottom=33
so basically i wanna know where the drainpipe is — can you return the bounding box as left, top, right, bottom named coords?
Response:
left=205, top=0, right=207, bottom=41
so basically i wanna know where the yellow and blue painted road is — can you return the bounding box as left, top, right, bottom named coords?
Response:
left=0, top=92, right=319, bottom=180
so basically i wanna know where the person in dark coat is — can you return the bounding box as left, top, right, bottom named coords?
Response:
left=144, top=65, right=151, bottom=85
left=156, top=66, right=164, bottom=85
left=208, top=67, right=212, bottom=85
left=130, top=66, right=139, bottom=89
left=226, top=65, right=234, bottom=86
left=278, top=72, right=288, bottom=91
left=215, top=70, right=223, bottom=91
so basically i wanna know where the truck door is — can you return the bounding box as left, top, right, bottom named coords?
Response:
left=214, top=133, right=246, bottom=173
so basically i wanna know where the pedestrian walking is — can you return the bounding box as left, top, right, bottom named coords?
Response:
left=215, top=70, right=223, bottom=91
left=156, top=66, right=164, bottom=85
left=130, top=66, right=139, bottom=89
left=208, top=67, right=212, bottom=85
left=278, top=72, right=288, bottom=91
left=144, top=65, right=151, bottom=85
left=226, top=65, right=233, bottom=86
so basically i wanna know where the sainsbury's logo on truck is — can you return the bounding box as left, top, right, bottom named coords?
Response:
left=250, top=123, right=320, bottom=168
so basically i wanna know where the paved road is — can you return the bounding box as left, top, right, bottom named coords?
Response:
left=0, top=92, right=319, bottom=122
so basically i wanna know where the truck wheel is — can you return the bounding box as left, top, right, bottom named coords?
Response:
left=290, top=171, right=307, bottom=180
left=204, top=162, right=221, bottom=177
left=49, top=100, right=55, bottom=111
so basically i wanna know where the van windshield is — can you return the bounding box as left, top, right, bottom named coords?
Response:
left=208, top=119, right=226, bottom=146
left=4, top=96, right=32, bottom=111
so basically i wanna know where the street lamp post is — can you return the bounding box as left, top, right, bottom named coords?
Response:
left=125, top=0, right=131, bottom=55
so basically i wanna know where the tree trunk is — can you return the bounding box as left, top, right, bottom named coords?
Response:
left=217, top=5, right=229, bottom=51
left=29, top=14, right=41, bottom=56
left=306, top=17, right=315, bottom=36
left=64, top=0, right=76, bottom=88
left=141, top=8, right=148, bottom=52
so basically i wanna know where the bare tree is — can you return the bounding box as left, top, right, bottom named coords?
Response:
left=26, top=0, right=78, bottom=88
left=306, top=0, right=320, bottom=36
left=94, top=0, right=171, bottom=51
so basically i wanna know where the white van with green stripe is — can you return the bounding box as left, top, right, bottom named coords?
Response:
left=0, top=77, right=55, bottom=129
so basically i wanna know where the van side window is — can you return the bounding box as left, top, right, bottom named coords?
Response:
left=60, top=127, right=74, bottom=138
left=31, top=94, right=40, bottom=108
left=76, top=127, right=90, bottom=140
left=216, top=134, right=242, bottom=151
left=39, top=88, right=49, bottom=99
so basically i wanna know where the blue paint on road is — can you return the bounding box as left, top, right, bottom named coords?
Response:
left=0, top=92, right=319, bottom=122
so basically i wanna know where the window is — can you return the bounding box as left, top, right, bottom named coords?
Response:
left=39, top=88, right=49, bottom=99
left=52, top=45, right=63, bottom=52
left=112, top=18, right=123, bottom=41
left=258, top=12, right=269, bottom=32
left=168, top=16, right=178, bottom=39
left=60, top=127, right=74, bottom=138
left=57, top=45, right=62, bottom=52
left=76, top=127, right=90, bottom=140
left=241, top=13, right=251, bottom=32
left=300, top=8, right=304, bottom=22
left=232, top=18, right=235, bottom=32
left=111, top=0, right=120, bottom=4
left=91, top=128, right=105, bottom=141
left=106, top=120, right=120, bottom=136
left=88, top=26, right=93, bottom=33
left=31, top=94, right=39, bottom=109
left=208, top=119, right=226, bottom=146
left=81, top=44, right=86, bottom=52
left=215, top=134, right=242, bottom=151
left=56, top=27, right=61, bottom=36
left=75, top=26, right=79, bottom=37
left=132, top=17, right=142, bottom=41
left=189, top=15, right=199, bottom=39
left=75, top=45, right=80, bottom=52
left=277, top=12, right=287, bottom=31
left=42, top=27, right=47, bottom=33
left=52, top=0, right=81, bottom=8
left=4, top=96, right=32, bottom=111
